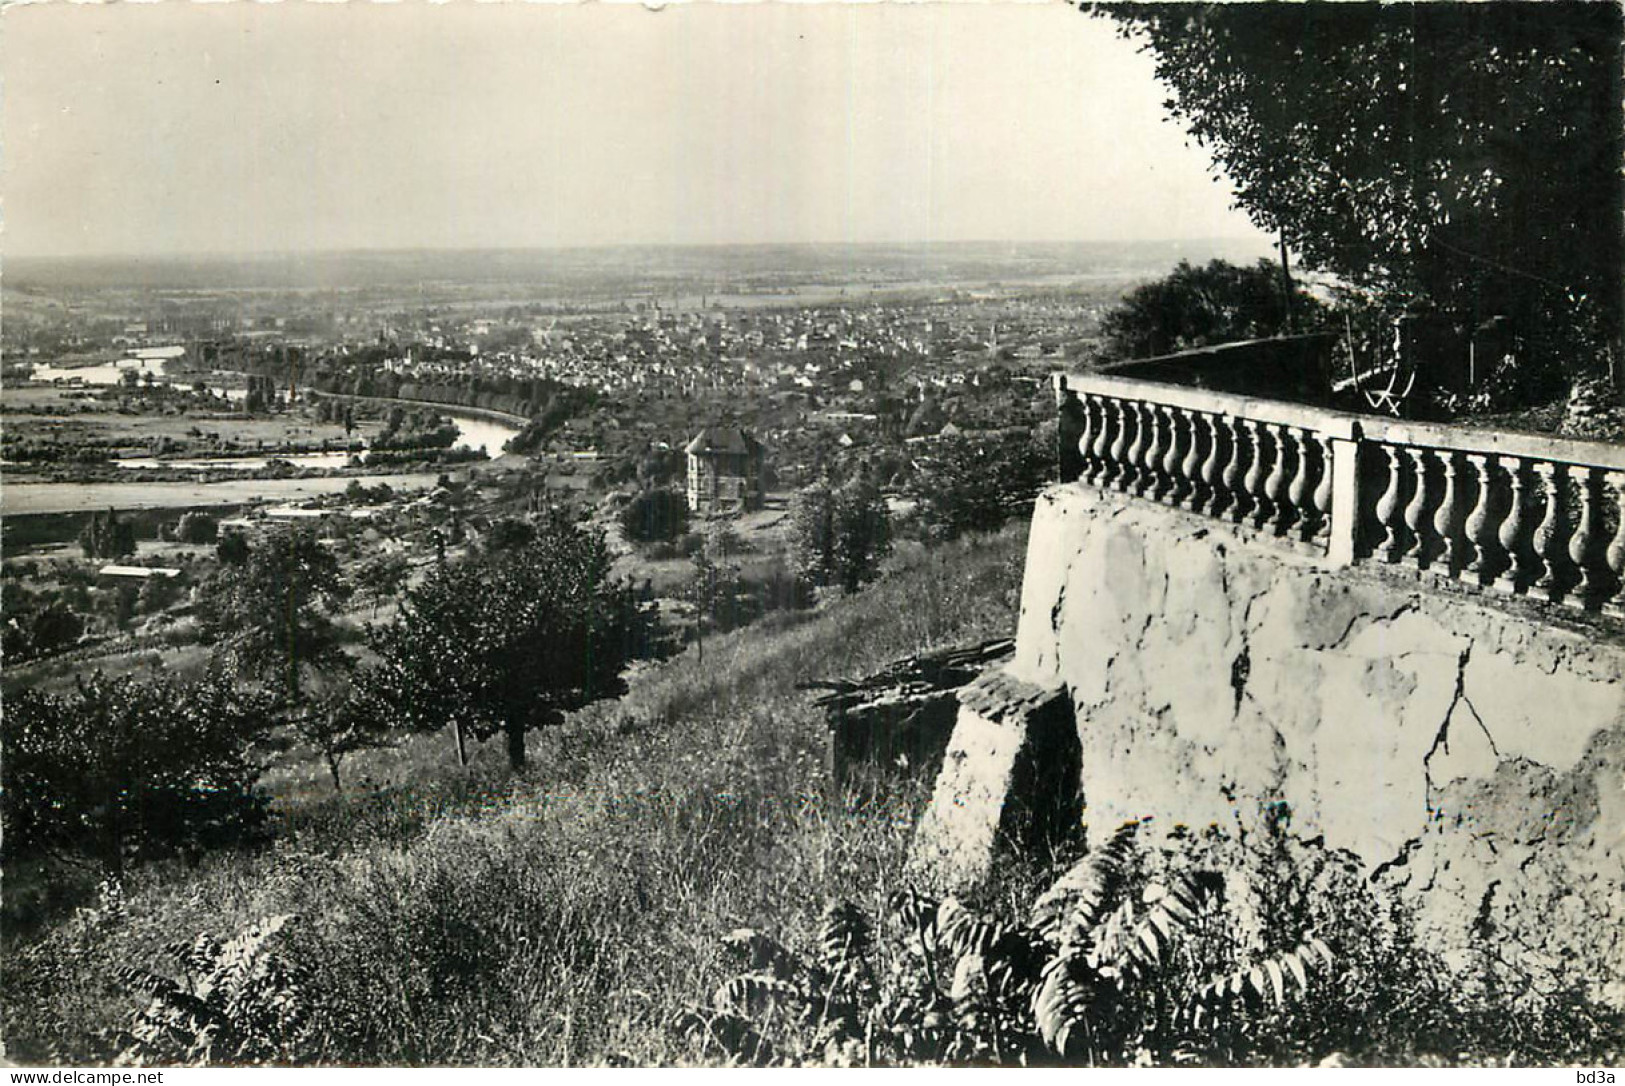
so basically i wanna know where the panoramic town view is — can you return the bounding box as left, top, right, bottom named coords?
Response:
left=3, top=0, right=1623, bottom=1072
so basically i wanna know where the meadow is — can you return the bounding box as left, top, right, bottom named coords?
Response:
left=1, top=524, right=1029, bottom=1065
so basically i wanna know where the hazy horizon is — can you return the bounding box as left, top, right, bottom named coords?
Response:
left=3, top=2, right=1270, bottom=260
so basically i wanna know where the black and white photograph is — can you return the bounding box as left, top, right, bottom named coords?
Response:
left=2, top=0, right=1623, bottom=1071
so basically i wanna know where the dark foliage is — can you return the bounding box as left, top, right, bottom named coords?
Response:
left=906, top=433, right=1049, bottom=542
left=175, top=512, right=220, bottom=546
left=791, top=478, right=893, bottom=594
left=1101, top=258, right=1327, bottom=360
left=364, top=511, right=652, bottom=769
left=1093, top=1, right=1624, bottom=386
left=79, top=508, right=136, bottom=561
left=620, top=489, right=691, bottom=545
left=2, top=671, right=274, bottom=876
left=198, top=526, right=351, bottom=705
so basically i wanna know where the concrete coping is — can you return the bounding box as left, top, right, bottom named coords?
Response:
left=1056, top=370, right=1361, bottom=439
left=956, top=667, right=1066, bottom=725
left=1359, top=415, right=1625, bottom=471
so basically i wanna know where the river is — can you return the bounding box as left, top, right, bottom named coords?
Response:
left=5, top=414, right=524, bottom=516
left=107, top=413, right=520, bottom=473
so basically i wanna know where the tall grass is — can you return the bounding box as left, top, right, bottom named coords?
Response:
left=2, top=524, right=1029, bottom=1065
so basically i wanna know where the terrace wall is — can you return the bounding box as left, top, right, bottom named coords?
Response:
left=914, top=359, right=1625, bottom=1007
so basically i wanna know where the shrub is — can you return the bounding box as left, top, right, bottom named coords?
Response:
left=176, top=512, right=220, bottom=545
left=905, top=434, right=1048, bottom=543
left=2, top=671, right=274, bottom=877
left=790, top=478, right=892, bottom=594
left=114, top=914, right=324, bottom=1066
left=79, top=508, right=136, bottom=560
left=1101, top=258, right=1326, bottom=360
left=217, top=531, right=250, bottom=567
left=621, top=489, right=690, bottom=545
left=683, top=819, right=1360, bottom=1066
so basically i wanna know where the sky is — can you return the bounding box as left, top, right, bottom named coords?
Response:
left=1, top=1, right=1271, bottom=258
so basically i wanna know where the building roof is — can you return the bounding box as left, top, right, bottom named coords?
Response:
left=684, top=427, right=761, bottom=457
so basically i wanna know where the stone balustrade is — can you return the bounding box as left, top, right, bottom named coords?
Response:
left=1056, top=371, right=1625, bottom=615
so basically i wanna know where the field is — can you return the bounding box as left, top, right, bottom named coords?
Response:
left=1, top=523, right=1031, bottom=1064
left=3, top=473, right=444, bottom=517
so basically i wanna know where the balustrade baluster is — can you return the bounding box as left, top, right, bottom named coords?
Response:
left=1402, top=447, right=1432, bottom=568
left=1073, top=394, right=1095, bottom=484
left=1607, top=471, right=1625, bottom=612
left=1224, top=417, right=1251, bottom=522
left=1375, top=445, right=1407, bottom=563
left=1567, top=466, right=1598, bottom=607
left=1108, top=398, right=1133, bottom=491
left=1308, top=431, right=1333, bottom=542
left=1531, top=462, right=1566, bottom=600
left=1496, top=459, right=1534, bottom=594
left=1242, top=420, right=1269, bottom=526
left=1160, top=406, right=1186, bottom=504
left=1138, top=402, right=1164, bottom=498
left=1181, top=411, right=1206, bottom=511
left=1462, top=454, right=1502, bottom=585
left=1431, top=452, right=1460, bottom=573
left=1090, top=397, right=1116, bottom=486
left=1126, top=401, right=1152, bottom=494
left=1265, top=423, right=1294, bottom=534
left=1285, top=427, right=1312, bottom=538
left=1205, top=415, right=1232, bottom=518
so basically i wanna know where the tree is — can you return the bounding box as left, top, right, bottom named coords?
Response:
left=354, top=552, right=410, bottom=617
left=200, top=526, right=350, bottom=705
left=906, top=433, right=1049, bottom=542
left=176, top=511, right=220, bottom=545
left=79, top=508, right=137, bottom=561
left=619, top=488, right=690, bottom=545
left=480, top=516, right=536, bottom=555
left=291, top=682, right=394, bottom=792
left=1101, top=258, right=1327, bottom=360
left=2, top=671, right=273, bottom=877
left=364, top=512, right=647, bottom=770
left=791, top=477, right=893, bottom=595
left=683, top=544, right=744, bottom=664
left=217, top=531, right=251, bottom=567
left=2, top=591, right=85, bottom=662
left=1093, top=2, right=1624, bottom=392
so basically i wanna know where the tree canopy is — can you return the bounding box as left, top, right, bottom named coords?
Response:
left=3, top=671, right=273, bottom=876
left=791, top=477, right=893, bottom=594
left=365, top=512, right=647, bottom=769
left=1094, top=1, right=1623, bottom=385
left=200, top=526, right=350, bottom=704
left=906, top=432, right=1050, bottom=542
left=1101, top=258, right=1326, bottom=359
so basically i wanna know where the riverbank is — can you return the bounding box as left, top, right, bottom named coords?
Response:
left=2, top=472, right=445, bottom=517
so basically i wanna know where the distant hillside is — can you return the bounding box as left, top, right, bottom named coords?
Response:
left=6, top=239, right=1274, bottom=294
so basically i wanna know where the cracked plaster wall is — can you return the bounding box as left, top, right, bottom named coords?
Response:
left=1010, top=484, right=1625, bottom=1004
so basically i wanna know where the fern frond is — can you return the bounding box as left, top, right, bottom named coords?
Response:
left=1029, top=820, right=1142, bottom=949
left=937, top=897, right=1005, bottom=960
left=722, top=928, right=801, bottom=980
left=887, top=888, right=939, bottom=956
left=714, top=973, right=803, bottom=1017
left=675, top=1007, right=776, bottom=1066
left=982, top=926, right=1049, bottom=1003
left=1032, top=954, right=1098, bottom=1057
left=1187, top=935, right=1337, bottom=1027
left=1086, top=879, right=1198, bottom=982
left=819, top=902, right=873, bottom=977
left=949, top=952, right=991, bottom=1032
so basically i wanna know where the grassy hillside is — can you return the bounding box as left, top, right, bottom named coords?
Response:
left=2, top=525, right=1029, bottom=1065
